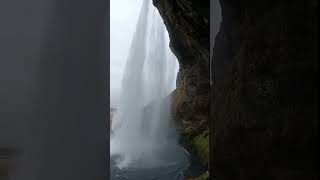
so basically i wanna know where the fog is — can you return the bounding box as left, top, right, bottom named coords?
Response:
left=110, top=0, right=142, bottom=107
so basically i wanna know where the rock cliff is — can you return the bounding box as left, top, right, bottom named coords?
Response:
left=153, top=0, right=210, bottom=178
left=154, top=0, right=317, bottom=179
left=211, top=0, right=318, bottom=179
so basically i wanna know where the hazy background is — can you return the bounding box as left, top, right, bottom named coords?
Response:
left=110, top=0, right=142, bottom=107
left=1, top=0, right=108, bottom=179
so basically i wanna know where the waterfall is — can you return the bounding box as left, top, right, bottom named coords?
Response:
left=110, top=0, right=183, bottom=169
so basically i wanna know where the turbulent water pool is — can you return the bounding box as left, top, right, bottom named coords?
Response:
left=110, top=150, right=207, bottom=180
left=110, top=142, right=190, bottom=180
left=110, top=138, right=209, bottom=180
left=110, top=158, right=188, bottom=180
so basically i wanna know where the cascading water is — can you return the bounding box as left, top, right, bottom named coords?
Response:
left=110, top=0, right=189, bottom=179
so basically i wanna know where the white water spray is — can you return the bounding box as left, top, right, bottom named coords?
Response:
left=110, top=0, right=184, bottom=169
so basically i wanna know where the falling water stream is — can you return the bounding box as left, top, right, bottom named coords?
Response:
left=110, top=0, right=189, bottom=179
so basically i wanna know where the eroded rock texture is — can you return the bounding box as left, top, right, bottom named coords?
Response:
left=153, top=0, right=210, bottom=171
left=153, top=0, right=210, bottom=178
left=211, top=0, right=318, bottom=179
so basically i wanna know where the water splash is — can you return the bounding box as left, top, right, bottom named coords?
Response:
left=110, top=0, right=187, bottom=170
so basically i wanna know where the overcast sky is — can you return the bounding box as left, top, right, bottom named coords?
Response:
left=110, top=0, right=142, bottom=107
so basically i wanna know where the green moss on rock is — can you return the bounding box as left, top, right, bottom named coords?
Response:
left=179, top=128, right=209, bottom=167
left=188, top=171, right=209, bottom=180
left=193, top=131, right=209, bottom=165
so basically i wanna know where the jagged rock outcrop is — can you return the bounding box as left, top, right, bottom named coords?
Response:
left=153, top=0, right=210, bottom=178
left=211, top=0, right=318, bottom=179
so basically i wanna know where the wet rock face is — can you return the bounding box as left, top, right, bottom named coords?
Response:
left=153, top=1, right=210, bottom=178
left=153, top=1, right=210, bottom=179
left=153, top=0, right=210, bottom=132
left=153, top=0, right=210, bottom=66
left=211, top=0, right=318, bottom=179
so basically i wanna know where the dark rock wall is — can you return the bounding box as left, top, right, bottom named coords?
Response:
left=155, top=0, right=317, bottom=179
left=212, top=0, right=318, bottom=179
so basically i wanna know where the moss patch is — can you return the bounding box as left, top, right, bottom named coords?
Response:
left=193, top=131, right=209, bottom=165
left=188, top=171, right=209, bottom=180
left=179, top=128, right=209, bottom=167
